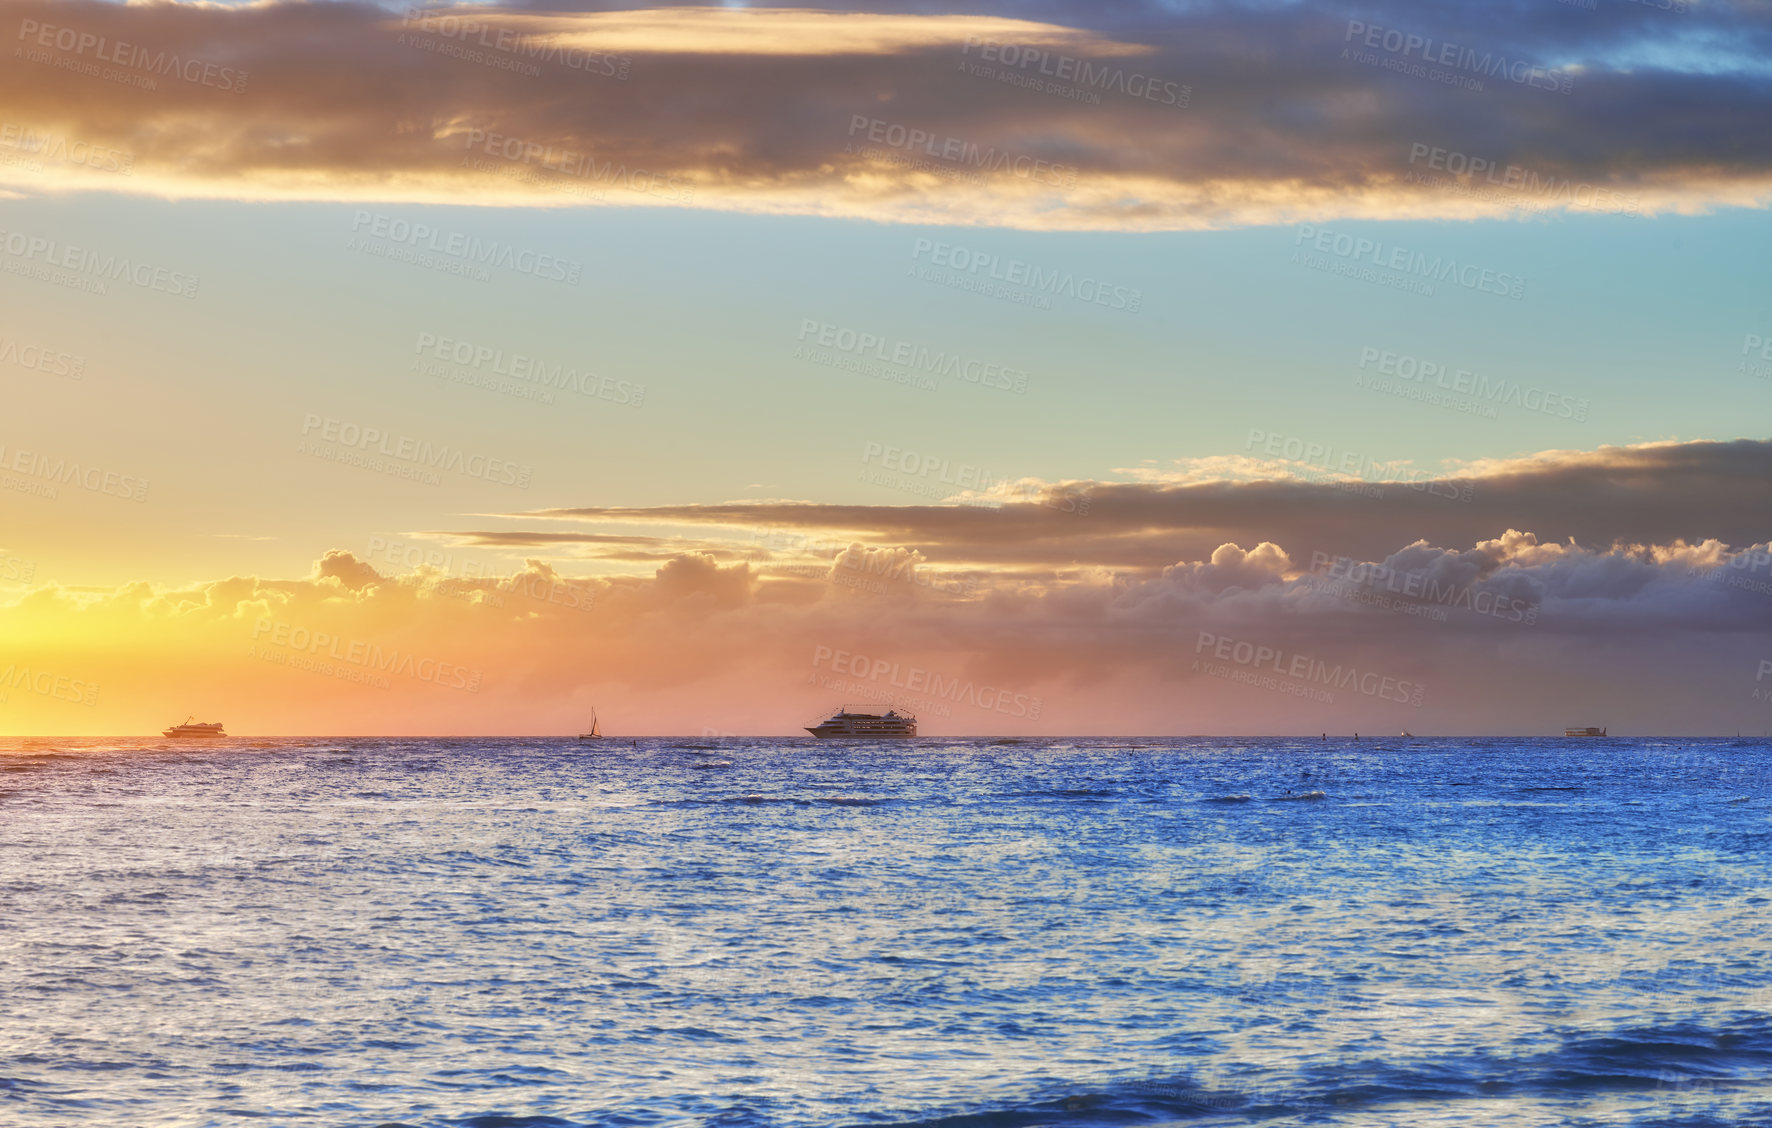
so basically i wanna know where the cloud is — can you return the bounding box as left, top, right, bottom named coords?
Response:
left=460, top=440, right=1772, bottom=573
left=4, top=526, right=1770, bottom=737
left=3, top=0, right=1771, bottom=228
left=482, top=7, right=1135, bottom=55
left=6, top=440, right=1771, bottom=737
left=313, top=548, right=384, bottom=591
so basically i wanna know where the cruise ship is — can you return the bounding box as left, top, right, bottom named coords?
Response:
left=163, top=717, right=226, bottom=738
left=1563, top=726, right=1608, bottom=737
left=805, top=705, right=917, bottom=738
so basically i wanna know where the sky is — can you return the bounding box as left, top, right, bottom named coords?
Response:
left=2, top=0, right=1770, bottom=736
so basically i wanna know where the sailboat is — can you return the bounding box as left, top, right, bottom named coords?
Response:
left=577, top=709, right=602, bottom=740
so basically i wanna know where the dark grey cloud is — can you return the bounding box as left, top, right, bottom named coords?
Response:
left=3, top=0, right=1769, bottom=227
left=456, top=441, right=1772, bottom=571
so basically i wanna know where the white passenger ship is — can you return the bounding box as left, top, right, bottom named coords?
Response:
left=805, top=705, right=917, bottom=738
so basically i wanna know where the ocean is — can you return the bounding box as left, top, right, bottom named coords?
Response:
left=2, top=736, right=1769, bottom=1127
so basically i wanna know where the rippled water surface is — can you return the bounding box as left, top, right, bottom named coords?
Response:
left=3, top=736, right=1770, bottom=1127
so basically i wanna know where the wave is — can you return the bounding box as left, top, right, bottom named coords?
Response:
left=1008, top=787, right=1119, bottom=800
left=848, top=1019, right=1772, bottom=1127
left=721, top=794, right=883, bottom=807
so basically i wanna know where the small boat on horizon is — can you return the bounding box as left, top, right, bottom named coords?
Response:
left=1564, top=726, right=1608, bottom=737
left=163, top=717, right=225, bottom=738
left=805, top=705, right=917, bottom=739
left=578, top=709, right=602, bottom=740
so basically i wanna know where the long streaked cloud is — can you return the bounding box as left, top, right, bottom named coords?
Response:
left=3, top=0, right=1771, bottom=228
left=435, top=440, right=1772, bottom=572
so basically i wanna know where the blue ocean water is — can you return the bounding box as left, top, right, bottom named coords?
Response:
left=2, top=736, right=1770, bottom=1128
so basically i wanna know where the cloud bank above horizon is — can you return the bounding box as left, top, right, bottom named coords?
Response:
left=4, top=0, right=1772, bottom=228
left=6, top=438, right=1771, bottom=736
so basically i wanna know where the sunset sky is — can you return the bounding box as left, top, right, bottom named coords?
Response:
left=3, top=0, right=1771, bottom=735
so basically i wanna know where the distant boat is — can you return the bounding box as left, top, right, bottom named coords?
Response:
left=1400, top=731, right=1413, bottom=738
left=1564, top=726, right=1608, bottom=737
left=805, top=705, right=916, bottom=738
left=163, top=716, right=225, bottom=738
left=578, top=709, right=602, bottom=740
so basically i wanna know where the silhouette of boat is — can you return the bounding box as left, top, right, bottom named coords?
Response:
left=163, top=716, right=225, bottom=738
left=578, top=709, right=602, bottom=740
left=1563, top=726, right=1608, bottom=737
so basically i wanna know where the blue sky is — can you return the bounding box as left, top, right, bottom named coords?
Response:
left=4, top=188, right=1763, bottom=584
